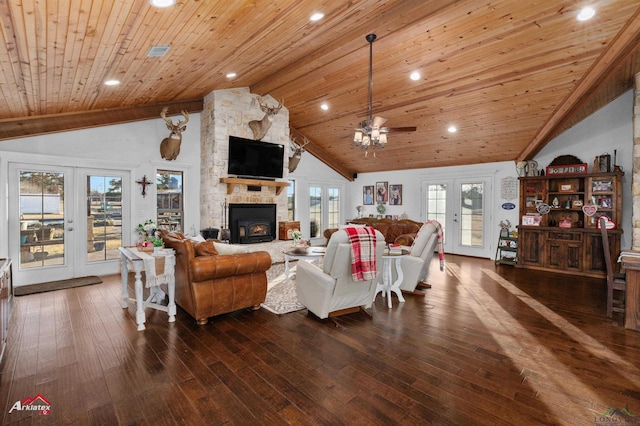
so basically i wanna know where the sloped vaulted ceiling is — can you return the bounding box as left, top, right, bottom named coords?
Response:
left=0, top=0, right=639, bottom=180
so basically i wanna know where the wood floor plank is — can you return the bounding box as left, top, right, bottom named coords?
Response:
left=2, top=255, right=640, bottom=424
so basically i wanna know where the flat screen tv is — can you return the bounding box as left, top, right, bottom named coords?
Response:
left=227, top=136, right=284, bottom=180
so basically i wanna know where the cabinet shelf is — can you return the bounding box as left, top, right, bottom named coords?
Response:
left=518, top=171, right=622, bottom=278
left=220, top=177, right=289, bottom=196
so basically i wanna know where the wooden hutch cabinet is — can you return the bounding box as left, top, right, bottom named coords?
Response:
left=517, top=172, right=622, bottom=278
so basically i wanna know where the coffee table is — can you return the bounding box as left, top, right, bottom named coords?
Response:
left=284, top=246, right=326, bottom=277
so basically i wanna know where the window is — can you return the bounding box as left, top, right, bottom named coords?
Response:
left=328, top=187, right=340, bottom=229
left=287, top=179, right=295, bottom=220
left=157, top=170, right=183, bottom=232
left=427, top=184, right=447, bottom=239
left=309, top=186, right=322, bottom=238
left=309, top=184, right=341, bottom=239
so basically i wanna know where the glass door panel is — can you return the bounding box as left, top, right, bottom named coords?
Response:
left=87, top=175, right=122, bottom=262
left=423, top=177, right=491, bottom=258
left=19, top=171, right=66, bottom=269
left=459, top=183, right=484, bottom=247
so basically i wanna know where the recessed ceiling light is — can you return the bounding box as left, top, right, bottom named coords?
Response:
left=320, top=103, right=329, bottom=111
left=410, top=71, right=421, bottom=81
left=447, top=125, right=457, bottom=133
left=577, top=6, right=595, bottom=21
left=149, top=0, right=176, bottom=8
left=104, top=80, right=120, bottom=86
left=310, top=12, right=324, bottom=21
left=226, top=72, right=237, bottom=79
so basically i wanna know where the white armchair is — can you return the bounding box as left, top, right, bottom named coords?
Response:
left=296, top=229, right=385, bottom=320
left=397, top=222, right=441, bottom=293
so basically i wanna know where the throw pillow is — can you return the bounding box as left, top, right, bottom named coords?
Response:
left=194, top=241, right=218, bottom=256
left=213, top=241, right=248, bottom=255
left=186, top=234, right=206, bottom=243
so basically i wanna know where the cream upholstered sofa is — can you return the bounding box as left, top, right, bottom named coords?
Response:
left=295, top=228, right=385, bottom=319
left=397, top=222, right=440, bottom=293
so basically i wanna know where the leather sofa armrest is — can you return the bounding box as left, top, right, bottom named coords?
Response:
left=190, top=251, right=271, bottom=282
left=324, top=228, right=338, bottom=240
left=394, top=233, right=417, bottom=246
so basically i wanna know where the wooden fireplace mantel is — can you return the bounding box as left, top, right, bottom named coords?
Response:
left=220, top=177, right=289, bottom=196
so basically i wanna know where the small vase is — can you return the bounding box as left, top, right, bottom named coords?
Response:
left=153, top=246, right=162, bottom=254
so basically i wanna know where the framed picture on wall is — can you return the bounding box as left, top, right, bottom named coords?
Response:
left=389, top=184, right=402, bottom=205
left=376, top=182, right=388, bottom=203
left=363, top=186, right=374, bottom=205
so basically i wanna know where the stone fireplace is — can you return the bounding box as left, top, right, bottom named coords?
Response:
left=228, top=203, right=276, bottom=244
left=199, top=88, right=290, bottom=238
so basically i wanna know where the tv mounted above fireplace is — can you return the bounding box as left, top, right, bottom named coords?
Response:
left=227, top=136, right=284, bottom=180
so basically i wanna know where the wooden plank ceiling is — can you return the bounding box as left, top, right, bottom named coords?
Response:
left=0, top=0, right=639, bottom=180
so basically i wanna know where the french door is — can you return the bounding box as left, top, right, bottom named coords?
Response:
left=421, top=176, right=492, bottom=258
left=9, top=163, right=129, bottom=286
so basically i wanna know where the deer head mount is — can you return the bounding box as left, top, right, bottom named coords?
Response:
left=160, top=107, right=189, bottom=161
left=288, top=136, right=309, bottom=173
left=248, top=96, right=282, bottom=141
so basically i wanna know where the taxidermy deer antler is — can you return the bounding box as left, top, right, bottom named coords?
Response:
left=248, top=96, right=282, bottom=141
left=160, top=107, right=189, bottom=161
left=288, top=136, right=309, bottom=173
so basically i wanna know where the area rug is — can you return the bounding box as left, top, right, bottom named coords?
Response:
left=261, top=266, right=306, bottom=315
left=14, top=276, right=103, bottom=296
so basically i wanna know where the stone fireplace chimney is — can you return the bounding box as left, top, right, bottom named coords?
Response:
left=199, top=88, right=290, bottom=232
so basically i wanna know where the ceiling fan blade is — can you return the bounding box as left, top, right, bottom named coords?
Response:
left=372, top=116, right=387, bottom=127
left=387, top=126, right=417, bottom=132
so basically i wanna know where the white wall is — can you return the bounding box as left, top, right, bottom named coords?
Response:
left=0, top=113, right=202, bottom=261
left=0, top=88, right=633, bottom=264
left=351, top=161, right=520, bottom=257
left=534, top=90, right=633, bottom=248
left=288, top=147, right=348, bottom=243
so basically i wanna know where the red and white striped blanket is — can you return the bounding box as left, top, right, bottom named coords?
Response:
left=425, top=220, right=445, bottom=271
left=344, top=226, right=377, bottom=281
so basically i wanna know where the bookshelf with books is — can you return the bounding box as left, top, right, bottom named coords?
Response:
left=517, top=171, right=622, bottom=278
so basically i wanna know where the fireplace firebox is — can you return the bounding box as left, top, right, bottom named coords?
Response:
left=228, top=203, right=276, bottom=244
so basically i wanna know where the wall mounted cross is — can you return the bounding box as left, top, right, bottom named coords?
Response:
left=136, top=175, right=153, bottom=197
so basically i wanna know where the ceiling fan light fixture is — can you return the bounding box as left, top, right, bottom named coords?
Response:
left=379, top=133, right=387, bottom=146
left=354, top=130, right=363, bottom=145
left=371, top=127, right=380, bottom=142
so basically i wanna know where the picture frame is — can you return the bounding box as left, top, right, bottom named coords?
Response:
left=592, top=180, right=612, bottom=192
left=389, top=184, right=402, bottom=205
left=376, top=182, right=388, bottom=203
left=600, top=197, right=612, bottom=208
left=363, top=185, right=374, bottom=205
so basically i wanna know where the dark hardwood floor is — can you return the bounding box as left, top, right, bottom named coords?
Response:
left=1, top=255, right=639, bottom=425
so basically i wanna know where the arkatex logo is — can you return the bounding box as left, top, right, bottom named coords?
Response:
left=8, top=394, right=51, bottom=415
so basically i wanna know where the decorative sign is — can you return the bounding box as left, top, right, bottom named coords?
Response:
left=582, top=204, right=598, bottom=216
left=500, top=176, right=517, bottom=201
left=545, top=163, right=588, bottom=176
left=536, top=203, right=550, bottom=214
left=596, top=216, right=616, bottom=230
left=501, top=202, right=516, bottom=210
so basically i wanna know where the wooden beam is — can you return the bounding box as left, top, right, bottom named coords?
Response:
left=517, top=7, right=640, bottom=161
left=0, top=99, right=204, bottom=141
left=290, top=127, right=356, bottom=181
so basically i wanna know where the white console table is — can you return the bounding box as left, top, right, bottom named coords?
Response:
left=119, top=247, right=176, bottom=331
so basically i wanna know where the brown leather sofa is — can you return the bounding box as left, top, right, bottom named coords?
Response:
left=323, top=218, right=423, bottom=246
left=160, top=230, right=272, bottom=325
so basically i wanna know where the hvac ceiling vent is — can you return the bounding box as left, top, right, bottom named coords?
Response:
left=147, top=45, right=171, bottom=57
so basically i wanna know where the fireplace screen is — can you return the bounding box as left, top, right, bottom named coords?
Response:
left=229, top=203, right=277, bottom=244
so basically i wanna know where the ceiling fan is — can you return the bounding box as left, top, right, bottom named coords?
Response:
left=353, top=33, right=417, bottom=155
